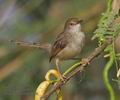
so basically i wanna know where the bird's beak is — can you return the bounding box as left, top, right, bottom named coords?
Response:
left=78, top=20, right=83, bottom=24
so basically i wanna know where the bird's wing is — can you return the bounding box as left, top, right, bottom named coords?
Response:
left=49, top=33, right=68, bottom=62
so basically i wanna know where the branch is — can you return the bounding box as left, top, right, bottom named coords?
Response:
left=9, top=40, right=51, bottom=53
left=42, top=38, right=112, bottom=100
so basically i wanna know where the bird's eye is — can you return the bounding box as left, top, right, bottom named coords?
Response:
left=70, top=23, right=74, bottom=25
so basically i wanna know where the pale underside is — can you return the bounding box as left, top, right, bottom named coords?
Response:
left=55, top=31, right=85, bottom=60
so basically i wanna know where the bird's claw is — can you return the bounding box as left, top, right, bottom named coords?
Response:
left=59, top=74, right=67, bottom=83
left=80, top=58, right=89, bottom=65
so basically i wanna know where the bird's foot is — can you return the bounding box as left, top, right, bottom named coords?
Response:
left=59, top=74, right=67, bottom=83
left=80, top=58, right=90, bottom=65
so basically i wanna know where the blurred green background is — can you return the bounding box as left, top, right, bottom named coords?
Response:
left=0, top=0, right=119, bottom=100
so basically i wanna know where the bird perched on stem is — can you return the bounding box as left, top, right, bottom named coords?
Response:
left=49, top=18, right=85, bottom=81
left=9, top=18, right=85, bottom=81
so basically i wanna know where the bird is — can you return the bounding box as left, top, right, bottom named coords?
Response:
left=49, top=18, right=85, bottom=81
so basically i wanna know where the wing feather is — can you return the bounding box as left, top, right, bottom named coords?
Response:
left=49, top=33, right=68, bottom=62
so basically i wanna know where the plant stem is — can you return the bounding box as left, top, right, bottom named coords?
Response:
left=63, top=62, right=81, bottom=76
left=103, top=51, right=115, bottom=100
left=107, top=0, right=113, bottom=12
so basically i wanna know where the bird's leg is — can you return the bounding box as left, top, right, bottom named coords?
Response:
left=55, top=59, right=66, bottom=81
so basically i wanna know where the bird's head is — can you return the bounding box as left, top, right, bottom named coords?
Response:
left=64, top=18, right=83, bottom=33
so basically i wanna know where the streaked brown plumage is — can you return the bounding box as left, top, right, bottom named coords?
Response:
left=50, top=18, right=85, bottom=80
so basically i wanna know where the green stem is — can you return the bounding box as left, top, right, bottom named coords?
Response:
left=107, top=0, right=113, bottom=12
left=63, top=62, right=81, bottom=76
left=103, top=52, right=115, bottom=100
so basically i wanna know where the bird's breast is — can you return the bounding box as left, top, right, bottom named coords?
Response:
left=56, top=44, right=80, bottom=60
left=56, top=32, right=85, bottom=60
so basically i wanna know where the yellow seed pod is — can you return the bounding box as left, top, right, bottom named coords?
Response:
left=56, top=89, right=62, bottom=100
left=35, top=81, right=50, bottom=100
left=45, top=69, right=60, bottom=81
left=45, top=69, right=63, bottom=100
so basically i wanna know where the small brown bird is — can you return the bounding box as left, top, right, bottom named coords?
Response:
left=49, top=18, right=85, bottom=80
